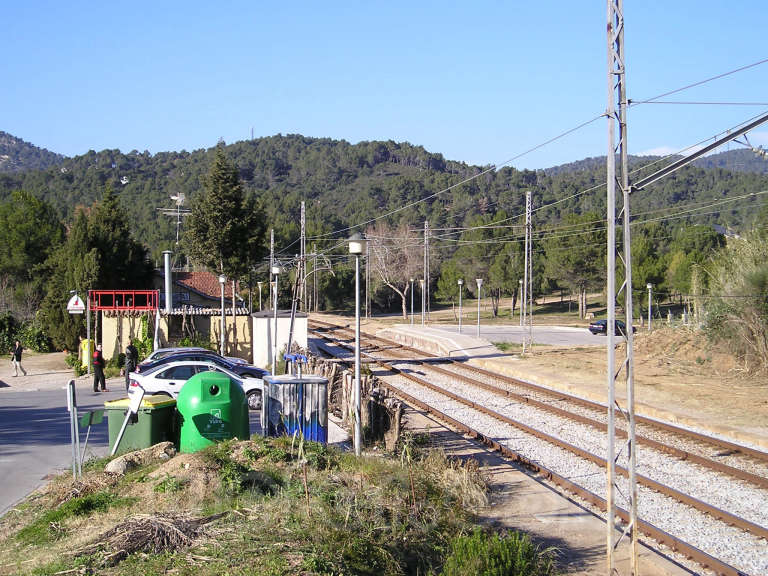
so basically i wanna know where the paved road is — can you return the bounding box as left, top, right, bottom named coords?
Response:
left=0, top=375, right=266, bottom=517
left=436, top=324, right=605, bottom=347
left=0, top=377, right=124, bottom=516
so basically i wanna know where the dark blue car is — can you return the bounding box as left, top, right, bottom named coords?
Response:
left=136, top=351, right=267, bottom=380
left=588, top=318, right=636, bottom=336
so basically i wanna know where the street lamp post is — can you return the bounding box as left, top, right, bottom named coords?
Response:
left=476, top=278, right=483, bottom=338
left=257, top=281, right=263, bottom=311
left=458, top=279, right=464, bottom=333
left=218, top=274, right=226, bottom=356
left=271, top=266, right=281, bottom=376
left=348, top=233, right=367, bottom=457
left=519, top=279, right=523, bottom=326
left=420, top=279, right=425, bottom=326
left=409, top=278, right=414, bottom=325
left=647, top=283, right=653, bottom=332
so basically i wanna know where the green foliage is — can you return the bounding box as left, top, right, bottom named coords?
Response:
left=64, top=352, right=87, bottom=376
left=2, top=135, right=766, bottom=317
left=703, top=232, right=768, bottom=371
left=0, top=436, right=558, bottom=576
left=15, top=492, right=124, bottom=545
left=154, top=474, right=187, bottom=494
left=0, top=190, right=65, bottom=320
left=0, top=312, right=19, bottom=354
left=18, top=318, right=53, bottom=352
left=38, top=187, right=153, bottom=351
left=440, top=528, right=556, bottom=576
left=184, top=146, right=267, bottom=280
left=133, top=314, right=154, bottom=361
left=178, top=334, right=214, bottom=350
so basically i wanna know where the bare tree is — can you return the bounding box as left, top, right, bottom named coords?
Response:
left=367, top=222, right=423, bottom=319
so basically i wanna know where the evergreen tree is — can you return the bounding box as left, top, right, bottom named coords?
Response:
left=39, top=187, right=153, bottom=350
left=185, top=146, right=266, bottom=279
left=0, top=190, right=65, bottom=317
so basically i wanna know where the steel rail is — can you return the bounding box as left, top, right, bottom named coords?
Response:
left=311, top=329, right=768, bottom=541
left=310, top=319, right=768, bottom=464
left=312, top=338, right=748, bottom=576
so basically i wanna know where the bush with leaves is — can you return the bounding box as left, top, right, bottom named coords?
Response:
left=703, top=231, right=768, bottom=372
left=19, top=319, right=53, bottom=353
left=0, top=312, right=20, bottom=355
left=440, top=528, right=556, bottom=576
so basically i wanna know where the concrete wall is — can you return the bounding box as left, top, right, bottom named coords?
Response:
left=101, top=313, right=254, bottom=362
left=252, top=312, right=307, bottom=370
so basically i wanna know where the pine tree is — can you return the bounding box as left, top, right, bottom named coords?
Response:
left=185, top=146, right=266, bottom=279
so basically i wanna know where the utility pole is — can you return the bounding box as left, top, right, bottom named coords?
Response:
left=269, top=229, right=274, bottom=310
left=299, top=202, right=306, bottom=312
left=313, top=243, right=318, bottom=312
left=526, top=192, right=533, bottom=352
left=522, top=191, right=533, bottom=353
left=365, top=237, right=370, bottom=319
left=423, top=221, right=430, bottom=322
left=606, top=1, right=639, bottom=574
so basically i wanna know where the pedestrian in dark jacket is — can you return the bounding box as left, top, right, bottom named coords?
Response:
left=93, top=344, right=107, bottom=392
left=11, top=340, right=26, bottom=377
left=124, top=340, right=138, bottom=391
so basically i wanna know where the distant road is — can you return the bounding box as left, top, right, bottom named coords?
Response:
left=435, top=324, right=605, bottom=347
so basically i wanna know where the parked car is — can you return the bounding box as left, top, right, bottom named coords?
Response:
left=129, top=360, right=263, bottom=410
left=141, top=347, right=249, bottom=367
left=136, top=351, right=267, bottom=380
left=588, top=318, right=637, bottom=336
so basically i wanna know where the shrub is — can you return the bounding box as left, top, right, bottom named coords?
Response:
left=440, top=528, right=556, bottom=576
left=178, top=335, right=214, bottom=350
left=0, top=312, right=19, bottom=354
left=65, top=352, right=87, bottom=377
left=19, top=319, right=53, bottom=352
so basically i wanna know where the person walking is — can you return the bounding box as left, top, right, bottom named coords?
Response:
left=92, top=344, right=107, bottom=392
left=10, top=340, right=26, bottom=377
left=124, top=340, right=138, bottom=391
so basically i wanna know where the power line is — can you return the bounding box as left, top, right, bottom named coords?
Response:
left=639, top=101, right=768, bottom=106
left=630, top=57, right=768, bottom=106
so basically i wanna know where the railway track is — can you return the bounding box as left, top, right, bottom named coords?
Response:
left=309, top=318, right=768, bottom=576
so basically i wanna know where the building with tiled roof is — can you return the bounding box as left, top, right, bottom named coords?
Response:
left=152, top=269, right=243, bottom=309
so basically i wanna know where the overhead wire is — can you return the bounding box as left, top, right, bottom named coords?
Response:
left=283, top=58, right=768, bottom=259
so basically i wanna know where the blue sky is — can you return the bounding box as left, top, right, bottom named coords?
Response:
left=2, top=1, right=767, bottom=169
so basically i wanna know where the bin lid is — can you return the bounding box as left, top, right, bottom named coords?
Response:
left=263, top=374, right=328, bottom=385
left=105, top=395, right=177, bottom=409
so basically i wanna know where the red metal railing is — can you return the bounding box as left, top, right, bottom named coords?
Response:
left=88, top=290, right=159, bottom=311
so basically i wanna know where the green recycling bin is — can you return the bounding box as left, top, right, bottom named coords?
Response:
left=176, top=371, right=249, bottom=453
left=104, top=395, right=176, bottom=453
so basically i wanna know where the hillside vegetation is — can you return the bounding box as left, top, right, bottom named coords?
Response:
left=0, top=135, right=767, bottom=265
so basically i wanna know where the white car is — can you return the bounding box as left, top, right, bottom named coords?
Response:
left=128, top=360, right=263, bottom=410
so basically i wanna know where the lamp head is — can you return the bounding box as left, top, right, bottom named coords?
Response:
left=271, top=265, right=282, bottom=276
left=218, top=274, right=226, bottom=285
left=348, top=232, right=366, bottom=255
left=476, top=278, right=483, bottom=288
left=458, top=278, right=463, bottom=286
left=646, top=283, right=652, bottom=290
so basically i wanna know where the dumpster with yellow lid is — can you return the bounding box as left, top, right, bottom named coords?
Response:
left=104, top=395, right=176, bottom=453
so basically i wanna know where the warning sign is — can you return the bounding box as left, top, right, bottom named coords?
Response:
left=67, top=294, right=86, bottom=314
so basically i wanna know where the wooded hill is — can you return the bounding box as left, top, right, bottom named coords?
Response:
left=0, top=133, right=767, bottom=266
left=0, top=131, right=64, bottom=173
